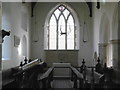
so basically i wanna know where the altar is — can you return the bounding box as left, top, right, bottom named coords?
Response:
left=52, top=63, right=71, bottom=78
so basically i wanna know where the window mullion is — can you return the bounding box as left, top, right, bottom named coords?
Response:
left=57, top=20, right=58, bottom=50
left=74, top=25, right=76, bottom=50
left=65, top=20, right=67, bottom=50
left=48, top=25, right=50, bottom=50
left=54, top=13, right=58, bottom=50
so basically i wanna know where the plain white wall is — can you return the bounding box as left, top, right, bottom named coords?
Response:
left=31, top=2, right=93, bottom=67
left=2, top=3, right=12, bottom=60
left=2, top=2, right=31, bottom=70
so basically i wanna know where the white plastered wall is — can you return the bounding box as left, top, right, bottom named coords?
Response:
left=2, top=2, right=31, bottom=70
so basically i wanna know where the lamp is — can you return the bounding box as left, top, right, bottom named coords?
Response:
left=1, top=29, right=10, bottom=38
left=83, top=22, right=88, bottom=43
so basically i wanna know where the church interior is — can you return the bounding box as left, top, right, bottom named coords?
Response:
left=0, top=1, right=120, bottom=89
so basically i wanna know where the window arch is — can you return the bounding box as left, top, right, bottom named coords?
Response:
left=44, top=4, right=79, bottom=50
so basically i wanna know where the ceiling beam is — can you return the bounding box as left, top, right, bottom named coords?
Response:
left=96, top=2, right=100, bottom=9
left=31, top=2, right=37, bottom=17
left=86, top=2, right=92, bottom=17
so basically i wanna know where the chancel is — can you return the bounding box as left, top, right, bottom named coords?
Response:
left=0, top=1, right=120, bottom=89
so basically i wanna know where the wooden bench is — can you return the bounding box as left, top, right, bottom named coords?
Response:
left=83, top=67, right=103, bottom=88
left=103, top=68, right=120, bottom=88
left=13, top=60, right=46, bottom=88
left=70, top=66, right=84, bottom=88
left=38, top=67, right=54, bottom=88
left=77, top=59, right=104, bottom=88
left=2, top=69, right=15, bottom=88
left=113, top=69, right=120, bottom=84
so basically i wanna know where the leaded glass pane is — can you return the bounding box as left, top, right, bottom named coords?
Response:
left=59, top=5, right=65, bottom=11
left=54, top=9, right=61, bottom=19
left=49, top=15, right=57, bottom=49
left=58, top=15, right=65, bottom=49
left=63, top=9, right=70, bottom=19
left=67, top=15, right=74, bottom=49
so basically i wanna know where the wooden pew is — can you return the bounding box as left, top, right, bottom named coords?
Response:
left=86, top=63, right=120, bottom=89
left=79, top=59, right=103, bottom=89
left=2, top=68, right=15, bottom=88
left=2, top=66, right=23, bottom=88
left=38, top=67, right=54, bottom=88
left=13, top=59, right=46, bottom=88
left=101, top=65, right=120, bottom=88
left=85, top=67, right=103, bottom=88
left=111, top=69, right=120, bottom=88
left=70, top=66, right=84, bottom=89
left=95, top=57, right=104, bottom=74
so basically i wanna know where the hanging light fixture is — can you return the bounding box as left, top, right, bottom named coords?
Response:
left=83, top=10, right=88, bottom=43
left=83, top=22, right=88, bottom=43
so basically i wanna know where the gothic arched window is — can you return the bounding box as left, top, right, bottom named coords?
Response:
left=45, top=4, right=78, bottom=50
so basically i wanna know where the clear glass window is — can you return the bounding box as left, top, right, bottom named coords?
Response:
left=47, top=5, right=76, bottom=50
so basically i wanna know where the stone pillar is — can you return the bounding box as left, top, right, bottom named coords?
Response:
left=0, top=1, right=1, bottom=68
left=118, top=1, right=120, bottom=69
left=118, top=40, right=120, bottom=81
left=0, top=43, right=1, bottom=90
left=0, top=43, right=1, bottom=70
left=98, top=43, right=107, bottom=65
left=0, top=2, right=2, bottom=90
left=28, top=4, right=32, bottom=60
left=110, top=40, right=120, bottom=69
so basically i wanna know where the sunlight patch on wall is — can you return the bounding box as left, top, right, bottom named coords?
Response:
left=18, top=42, right=22, bottom=56
left=107, top=44, right=113, bottom=67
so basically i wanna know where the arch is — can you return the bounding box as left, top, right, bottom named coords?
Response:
left=111, top=5, right=119, bottom=68
left=99, top=13, right=110, bottom=43
left=44, top=3, right=80, bottom=50
left=112, top=5, right=118, bottom=40
left=44, top=3, right=80, bottom=26
left=99, top=13, right=112, bottom=67
left=21, top=35, right=27, bottom=57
